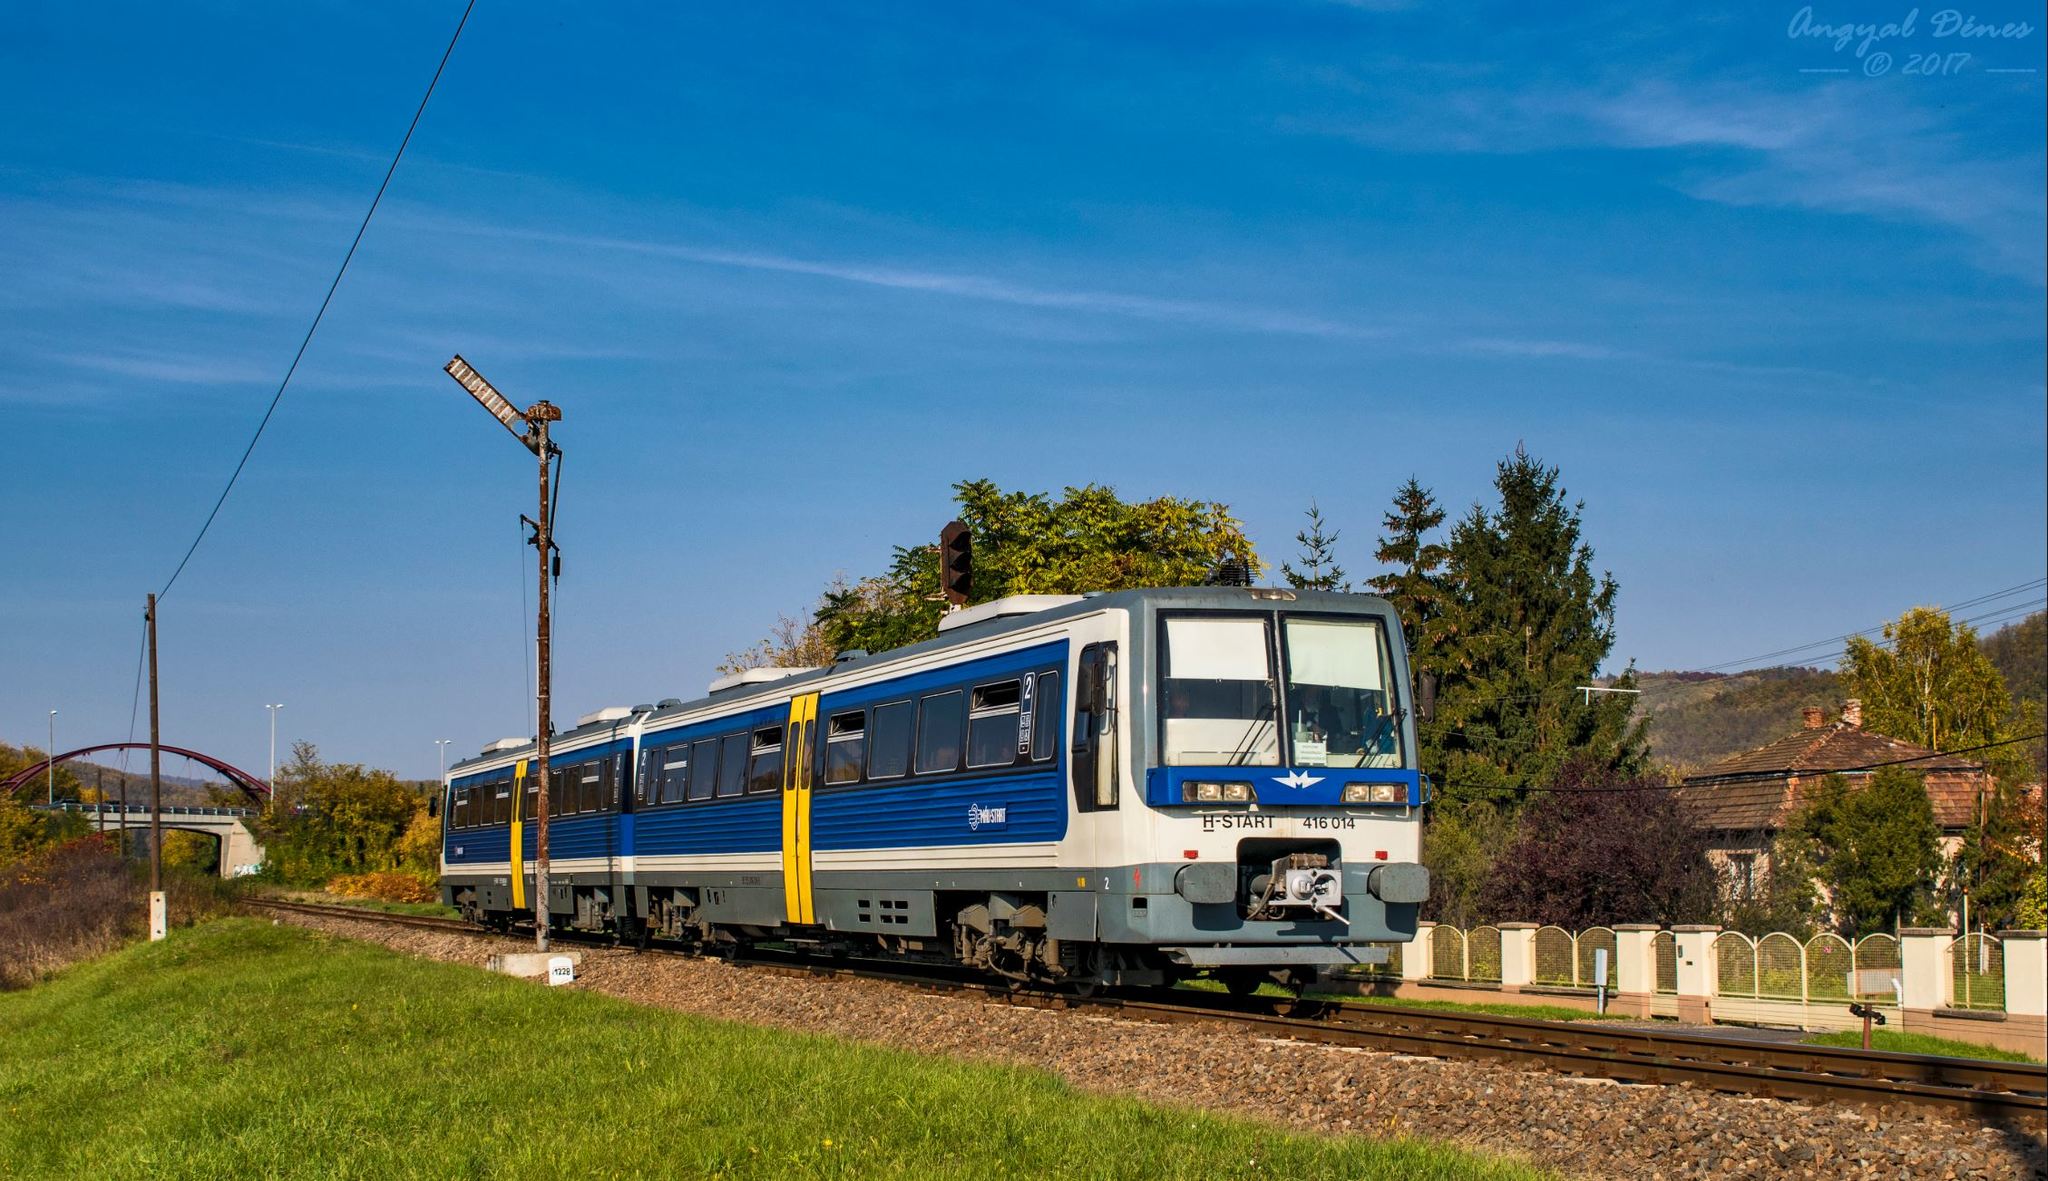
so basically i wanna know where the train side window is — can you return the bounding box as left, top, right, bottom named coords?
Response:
left=689, top=738, right=718, bottom=801
left=717, top=734, right=748, bottom=797
left=659, top=745, right=691, bottom=804
left=581, top=763, right=602, bottom=813
left=452, top=788, right=468, bottom=828
left=747, top=726, right=784, bottom=794
left=917, top=690, right=965, bottom=775
left=1032, top=671, right=1061, bottom=761
left=524, top=776, right=537, bottom=821
left=868, top=701, right=913, bottom=779
left=825, top=710, right=866, bottom=785
left=967, top=680, right=1022, bottom=769
left=493, top=784, right=511, bottom=825
left=1072, top=643, right=1119, bottom=810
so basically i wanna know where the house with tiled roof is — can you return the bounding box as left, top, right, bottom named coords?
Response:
left=1675, top=699, right=1991, bottom=900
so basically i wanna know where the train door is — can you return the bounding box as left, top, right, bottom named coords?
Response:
left=779, top=692, right=820, bottom=924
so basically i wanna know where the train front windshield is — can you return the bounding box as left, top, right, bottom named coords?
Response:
left=1159, top=614, right=1404, bottom=770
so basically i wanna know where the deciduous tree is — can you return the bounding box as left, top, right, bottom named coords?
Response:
left=1476, top=761, right=1718, bottom=927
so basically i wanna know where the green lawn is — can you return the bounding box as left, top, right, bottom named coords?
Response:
left=0, top=921, right=1550, bottom=1180
left=1802, top=1028, right=2041, bottom=1063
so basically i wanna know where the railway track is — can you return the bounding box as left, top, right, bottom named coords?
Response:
left=244, top=897, right=2047, bottom=1124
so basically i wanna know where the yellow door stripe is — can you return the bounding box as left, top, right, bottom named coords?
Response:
left=510, top=759, right=528, bottom=910
left=781, top=694, right=819, bottom=924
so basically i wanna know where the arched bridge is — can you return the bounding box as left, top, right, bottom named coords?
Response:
left=3, top=743, right=272, bottom=804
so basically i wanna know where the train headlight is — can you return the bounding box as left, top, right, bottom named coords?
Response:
left=1183, top=781, right=1253, bottom=802
left=1342, top=783, right=1405, bottom=804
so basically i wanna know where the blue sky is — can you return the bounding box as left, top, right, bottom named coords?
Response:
left=4, top=2, right=2043, bottom=778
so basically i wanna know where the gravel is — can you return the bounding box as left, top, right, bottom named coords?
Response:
left=262, top=910, right=2046, bottom=1181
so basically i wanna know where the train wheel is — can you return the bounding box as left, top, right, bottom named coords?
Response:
left=1216, top=968, right=1265, bottom=997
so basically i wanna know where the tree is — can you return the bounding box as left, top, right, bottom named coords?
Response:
left=1281, top=501, right=1347, bottom=591
left=1719, top=827, right=1827, bottom=938
left=1419, top=800, right=1512, bottom=928
left=1417, top=448, right=1643, bottom=799
left=1787, top=770, right=1942, bottom=936
left=1845, top=607, right=2015, bottom=765
left=257, top=742, right=430, bottom=885
left=720, top=576, right=849, bottom=673
left=1367, top=477, right=1448, bottom=667
left=1476, top=761, right=1718, bottom=927
left=806, top=479, right=1259, bottom=657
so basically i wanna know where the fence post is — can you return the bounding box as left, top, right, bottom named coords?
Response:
left=1996, top=930, right=2045, bottom=1036
left=1401, top=921, right=1435, bottom=982
left=1672, top=925, right=1720, bottom=1024
left=1611, top=924, right=1658, bottom=1018
left=1499, top=922, right=1537, bottom=991
left=1898, top=928, right=1951, bottom=1020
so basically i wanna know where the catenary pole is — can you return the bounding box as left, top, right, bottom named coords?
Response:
left=147, top=594, right=165, bottom=940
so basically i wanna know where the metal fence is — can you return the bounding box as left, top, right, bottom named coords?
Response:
left=1953, top=932, right=2005, bottom=1011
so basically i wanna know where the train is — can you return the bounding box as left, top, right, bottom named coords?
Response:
left=440, top=586, right=1430, bottom=992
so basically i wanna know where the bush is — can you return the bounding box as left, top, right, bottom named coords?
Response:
left=326, top=871, right=438, bottom=904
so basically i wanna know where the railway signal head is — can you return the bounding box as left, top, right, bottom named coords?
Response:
left=939, top=520, right=973, bottom=606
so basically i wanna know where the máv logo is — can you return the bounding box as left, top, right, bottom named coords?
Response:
left=1274, top=770, right=1324, bottom=790
left=967, top=803, right=1008, bottom=831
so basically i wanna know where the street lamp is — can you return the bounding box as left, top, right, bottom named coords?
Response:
left=265, top=703, right=284, bottom=803
left=47, top=710, right=57, bottom=805
left=444, top=354, right=561, bottom=953
left=435, top=738, right=452, bottom=783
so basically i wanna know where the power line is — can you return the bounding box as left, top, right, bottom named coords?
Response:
left=1432, top=733, right=2046, bottom=797
left=155, top=0, right=478, bottom=601
left=1693, top=577, right=2046, bottom=674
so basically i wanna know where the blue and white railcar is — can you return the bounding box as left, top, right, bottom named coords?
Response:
left=441, top=587, right=1430, bottom=989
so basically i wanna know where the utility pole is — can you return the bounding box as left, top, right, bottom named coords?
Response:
left=147, top=594, right=165, bottom=941
left=445, top=355, right=561, bottom=953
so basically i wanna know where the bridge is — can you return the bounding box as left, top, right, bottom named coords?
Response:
left=29, top=801, right=266, bottom=879
left=2, top=742, right=272, bottom=805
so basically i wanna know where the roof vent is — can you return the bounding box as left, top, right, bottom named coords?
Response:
left=631, top=703, right=655, bottom=714
left=834, top=649, right=869, bottom=663
left=575, top=706, right=636, bottom=728
left=483, top=737, right=527, bottom=754
left=707, top=667, right=820, bottom=695
left=936, top=594, right=1084, bottom=634
left=656, top=698, right=683, bottom=709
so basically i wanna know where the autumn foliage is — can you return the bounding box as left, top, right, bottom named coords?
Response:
left=325, top=870, right=438, bottom=904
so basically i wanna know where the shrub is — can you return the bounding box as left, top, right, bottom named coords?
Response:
left=326, top=871, right=438, bottom=904
left=0, top=836, right=135, bottom=990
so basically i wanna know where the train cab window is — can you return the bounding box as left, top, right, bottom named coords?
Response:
left=917, top=690, right=965, bottom=775
left=747, top=726, right=784, bottom=794
left=1032, top=671, right=1060, bottom=761
left=967, top=680, right=1022, bottom=769
left=658, top=745, right=691, bottom=804
left=716, top=734, right=748, bottom=797
left=868, top=701, right=913, bottom=780
left=825, top=711, right=866, bottom=785
left=689, top=738, right=718, bottom=801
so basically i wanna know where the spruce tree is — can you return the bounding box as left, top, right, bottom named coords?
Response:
left=1368, top=477, right=1448, bottom=667
left=1426, top=448, right=1642, bottom=800
left=1281, top=501, right=1347, bottom=591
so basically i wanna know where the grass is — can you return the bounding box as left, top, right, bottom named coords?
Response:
left=262, top=886, right=459, bottom=919
left=1802, top=1028, right=2041, bottom=1063
left=0, top=921, right=1552, bottom=1180
left=1179, top=979, right=1622, bottom=1023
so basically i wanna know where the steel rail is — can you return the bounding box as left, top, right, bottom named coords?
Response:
left=248, top=899, right=2045, bottom=1122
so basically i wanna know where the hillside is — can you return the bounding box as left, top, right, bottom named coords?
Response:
left=1982, top=611, right=2045, bottom=705
left=1633, top=667, right=1844, bottom=776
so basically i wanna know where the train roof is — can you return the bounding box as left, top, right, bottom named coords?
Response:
left=449, top=585, right=1399, bottom=775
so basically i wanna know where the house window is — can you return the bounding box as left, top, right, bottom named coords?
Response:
left=1730, top=853, right=1758, bottom=900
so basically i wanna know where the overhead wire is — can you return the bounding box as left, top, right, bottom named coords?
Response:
left=153, top=0, right=478, bottom=601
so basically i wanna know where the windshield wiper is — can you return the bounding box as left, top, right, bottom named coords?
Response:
left=1223, top=693, right=1276, bottom=766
